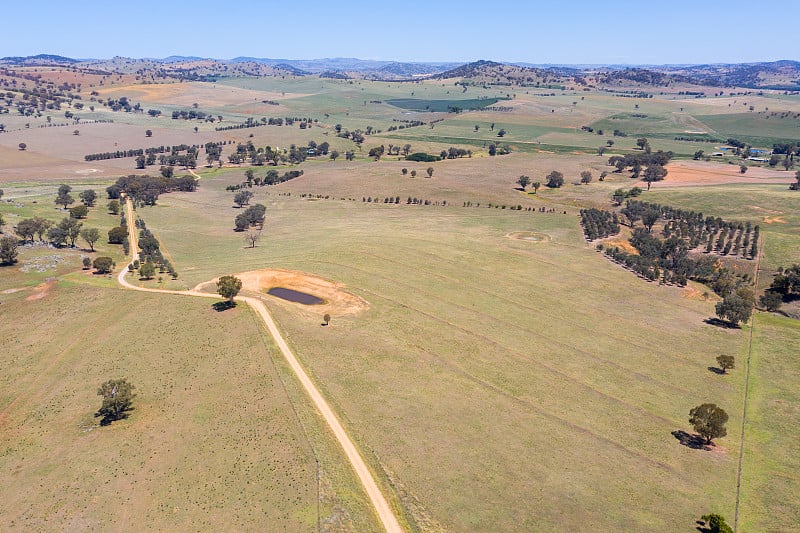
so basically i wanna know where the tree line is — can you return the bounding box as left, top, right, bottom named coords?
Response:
left=106, top=174, right=198, bottom=207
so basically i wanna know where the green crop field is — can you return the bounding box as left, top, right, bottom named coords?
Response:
left=2, top=65, right=799, bottom=532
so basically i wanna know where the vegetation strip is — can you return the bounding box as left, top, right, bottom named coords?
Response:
left=117, top=198, right=403, bottom=532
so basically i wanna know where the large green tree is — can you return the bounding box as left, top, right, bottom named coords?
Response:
left=93, top=256, right=115, bottom=274
left=96, top=378, right=135, bottom=425
left=0, top=235, right=19, bottom=264
left=715, top=287, right=754, bottom=327
left=79, top=189, right=97, bottom=206
left=689, top=403, right=728, bottom=445
left=217, top=275, right=242, bottom=303
left=545, top=171, right=564, bottom=188
left=81, top=227, right=100, bottom=251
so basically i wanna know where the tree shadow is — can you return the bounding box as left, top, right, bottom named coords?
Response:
left=95, top=408, right=134, bottom=426
left=696, top=520, right=711, bottom=532
left=212, top=301, right=236, bottom=312
left=707, top=366, right=725, bottom=375
left=704, top=317, right=740, bottom=329
left=672, top=430, right=712, bottom=450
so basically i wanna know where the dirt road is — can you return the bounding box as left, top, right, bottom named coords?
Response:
left=120, top=198, right=402, bottom=532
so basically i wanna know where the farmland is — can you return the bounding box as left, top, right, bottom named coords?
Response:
left=1, top=58, right=799, bottom=531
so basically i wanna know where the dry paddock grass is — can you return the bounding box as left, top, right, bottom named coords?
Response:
left=0, top=283, right=380, bottom=530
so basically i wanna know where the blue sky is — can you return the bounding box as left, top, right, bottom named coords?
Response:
left=3, top=0, right=797, bottom=64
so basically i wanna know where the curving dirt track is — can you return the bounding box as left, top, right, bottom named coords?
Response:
left=120, top=198, right=402, bottom=533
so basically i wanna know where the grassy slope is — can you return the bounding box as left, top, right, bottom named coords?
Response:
left=140, top=172, right=748, bottom=531
left=0, top=283, right=379, bottom=531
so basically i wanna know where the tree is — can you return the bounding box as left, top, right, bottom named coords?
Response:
left=56, top=187, right=75, bottom=209
left=73, top=129, right=80, bottom=136
left=759, top=290, right=783, bottom=312
left=217, top=275, right=242, bottom=303
left=96, top=378, right=135, bottom=425
left=517, top=175, right=530, bottom=190
left=700, top=513, right=733, bottom=533
left=689, top=403, right=728, bottom=445
left=107, top=200, right=121, bottom=215
left=716, top=355, right=735, bottom=374
left=0, top=235, right=19, bottom=264
left=139, top=261, right=156, bottom=279
left=330, top=150, right=340, bottom=161
left=79, top=189, right=97, bottom=206
left=108, top=226, right=127, bottom=244
left=244, top=229, right=262, bottom=248
left=545, top=171, right=564, bottom=188
left=93, top=256, right=115, bottom=273
left=497, top=129, right=506, bottom=137
left=81, top=227, right=100, bottom=251
left=410, top=170, right=417, bottom=178
left=18, top=142, right=26, bottom=151
left=82, top=256, right=92, bottom=269
left=580, top=170, right=593, bottom=184
left=715, top=287, right=754, bottom=327
left=739, top=164, right=748, bottom=174
left=426, top=167, right=434, bottom=178
left=323, top=313, right=331, bottom=326
left=233, top=190, right=254, bottom=207
left=70, top=205, right=89, bottom=219
left=145, top=129, right=152, bottom=137
left=641, top=208, right=660, bottom=233
left=59, top=217, right=82, bottom=247
left=642, top=163, right=667, bottom=190
left=488, top=144, right=497, bottom=156
left=532, top=181, right=541, bottom=194
left=636, top=137, right=650, bottom=152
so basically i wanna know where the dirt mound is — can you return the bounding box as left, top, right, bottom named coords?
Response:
left=238, top=269, right=368, bottom=316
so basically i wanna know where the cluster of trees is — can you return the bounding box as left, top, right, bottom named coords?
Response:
left=621, top=200, right=759, bottom=259
left=234, top=204, right=266, bottom=231
left=170, top=109, right=217, bottom=121
left=580, top=208, right=620, bottom=240
left=607, top=144, right=673, bottom=182
left=106, top=174, right=197, bottom=206
left=603, top=224, right=751, bottom=290
left=14, top=215, right=101, bottom=251
left=760, top=264, right=800, bottom=312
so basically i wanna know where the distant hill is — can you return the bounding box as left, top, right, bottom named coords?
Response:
left=0, top=54, right=79, bottom=65
left=595, top=68, right=694, bottom=87
left=274, top=63, right=311, bottom=76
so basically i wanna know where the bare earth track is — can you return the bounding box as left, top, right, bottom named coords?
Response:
left=120, top=198, right=402, bottom=533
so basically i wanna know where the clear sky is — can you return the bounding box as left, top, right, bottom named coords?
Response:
left=3, top=0, right=797, bottom=64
